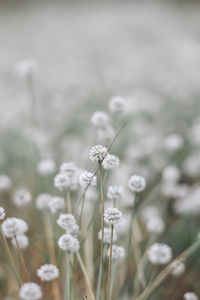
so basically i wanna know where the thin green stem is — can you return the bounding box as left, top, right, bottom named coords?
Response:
left=96, top=244, right=108, bottom=300
left=99, top=162, right=105, bottom=294
left=107, top=225, right=114, bottom=300
left=64, top=252, right=70, bottom=300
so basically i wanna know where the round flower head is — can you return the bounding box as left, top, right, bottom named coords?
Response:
left=11, top=234, right=29, bottom=249
left=13, top=189, right=32, bottom=206
left=54, top=172, right=78, bottom=191
left=164, top=134, right=184, bottom=152
left=89, top=145, right=108, bottom=162
left=107, top=186, right=123, bottom=201
left=58, top=234, right=80, bottom=252
left=60, top=162, right=77, bottom=177
left=104, top=207, right=122, bottom=225
left=107, top=245, right=125, bottom=260
left=37, top=264, right=59, bottom=281
left=19, top=282, right=42, bottom=300
left=184, top=292, right=198, bottom=300
left=146, top=216, right=165, bottom=234
left=36, top=193, right=52, bottom=210
left=128, top=175, right=146, bottom=193
left=148, top=243, right=172, bottom=265
left=171, top=261, right=185, bottom=277
left=109, top=96, right=126, bottom=114
left=37, top=159, right=56, bottom=176
left=79, top=171, right=97, bottom=187
left=2, top=217, right=28, bottom=238
left=57, top=214, right=76, bottom=230
left=98, top=227, right=117, bottom=243
left=49, top=197, right=65, bottom=214
left=0, top=206, right=5, bottom=220
left=0, top=175, right=12, bottom=191
left=91, top=111, right=109, bottom=128
left=102, top=154, right=120, bottom=170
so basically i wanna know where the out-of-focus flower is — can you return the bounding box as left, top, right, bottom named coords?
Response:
left=107, top=245, right=125, bottom=260
left=128, top=175, right=146, bottom=193
left=0, top=207, right=5, bottom=220
left=171, top=261, right=185, bottom=277
left=184, top=292, right=198, bottom=300
left=13, top=189, right=32, bottom=206
left=162, top=165, right=181, bottom=184
left=14, top=58, right=38, bottom=78
left=102, top=154, right=120, bottom=170
left=49, top=197, right=65, bottom=214
left=107, top=185, right=123, bottom=202
left=108, top=96, right=126, bottom=114
left=0, top=175, right=12, bottom=191
left=36, top=193, right=52, bottom=210
left=91, top=111, right=109, bottom=128
left=148, top=243, right=172, bottom=265
left=98, top=227, right=117, bottom=243
left=19, top=282, right=42, bottom=300
left=37, top=264, right=59, bottom=281
left=37, top=159, right=56, bottom=176
left=2, top=218, right=28, bottom=238
left=146, top=216, right=165, bottom=234
left=164, top=134, right=184, bottom=152
left=11, top=234, right=29, bottom=249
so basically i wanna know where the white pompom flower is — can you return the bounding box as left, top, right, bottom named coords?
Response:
left=107, top=186, right=123, bottom=201
left=58, top=234, right=80, bottom=252
left=36, top=193, right=52, bottom=210
left=79, top=171, right=97, bottom=187
left=104, top=207, right=122, bottom=225
left=2, top=218, right=28, bottom=238
left=91, top=111, right=109, bottom=128
left=49, top=197, right=65, bottom=214
left=107, top=245, right=125, bottom=260
left=148, top=243, right=172, bottom=265
left=37, top=159, right=56, bottom=176
left=89, top=145, right=108, bottom=162
left=57, top=214, right=76, bottom=230
left=0, top=207, right=5, bottom=220
left=37, top=264, right=59, bottom=281
left=11, top=234, right=29, bottom=249
left=102, top=154, right=120, bottom=170
left=108, top=96, right=126, bottom=114
left=19, top=282, right=42, bottom=300
left=128, top=175, right=146, bottom=193
left=13, top=189, right=32, bottom=206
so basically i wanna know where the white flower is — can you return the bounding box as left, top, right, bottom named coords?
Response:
left=91, top=111, right=109, bottom=128
left=164, top=134, right=184, bottom=152
left=0, top=175, right=12, bottom=191
left=171, top=261, right=185, bottom=277
left=89, top=145, right=108, bottom=162
left=107, top=245, right=125, bottom=260
left=54, top=172, right=78, bottom=191
left=109, top=96, right=126, bottom=114
left=19, top=282, right=42, bottom=300
left=146, top=217, right=165, bottom=234
left=14, top=59, right=38, bottom=78
left=107, top=186, right=123, bottom=201
left=11, top=234, right=29, bottom=249
left=37, top=159, right=56, bottom=176
left=57, top=214, right=76, bottom=230
left=0, top=207, right=5, bottom=220
left=36, top=193, right=52, bottom=210
left=104, top=208, right=122, bottom=225
left=49, top=197, right=65, bottom=214
left=162, top=165, right=181, bottom=184
left=102, top=154, right=120, bottom=170
left=2, top=218, right=28, bottom=238
left=184, top=292, right=198, bottom=300
left=79, top=171, right=97, bottom=187
left=37, top=264, right=59, bottom=281
left=13, top=189, right=32, bottom=206
left=98, top=227, right=117, bottom=244
left=128, top=175, right=146, bottom=193
left=148, top=243, right=172, bottom=265
left=58, top=234, right=80, bottom=252
left=60, top=162, right=77, bottom=176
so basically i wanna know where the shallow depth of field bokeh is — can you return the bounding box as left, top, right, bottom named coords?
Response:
left=1, top=0, right=200, bottom=299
